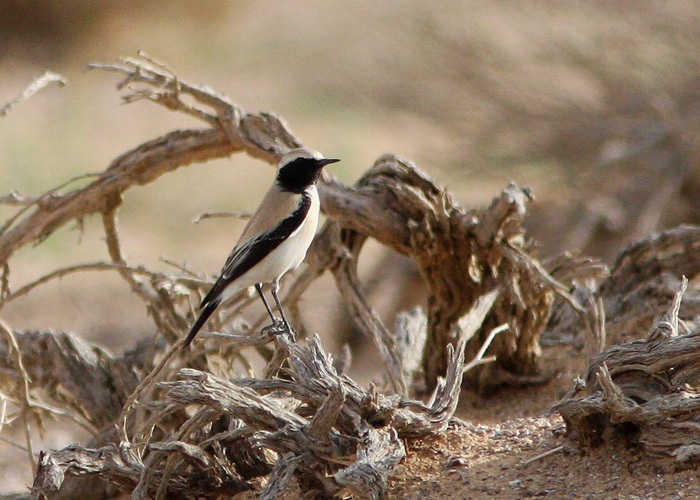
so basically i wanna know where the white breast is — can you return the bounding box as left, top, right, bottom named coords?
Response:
left=224, top=187, right=320, bottom=296
left=267, top=186, right=320, bottom=275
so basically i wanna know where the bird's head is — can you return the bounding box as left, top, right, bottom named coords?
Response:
left=276, top=148, right=340, bottom=193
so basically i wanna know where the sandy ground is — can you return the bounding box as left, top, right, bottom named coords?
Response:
left=388, top=417, right=699, bottom=500
left=382, top=344, right=700, bottom=499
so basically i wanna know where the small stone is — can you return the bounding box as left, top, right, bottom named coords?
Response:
left=446, top=456, right=468, bottom=467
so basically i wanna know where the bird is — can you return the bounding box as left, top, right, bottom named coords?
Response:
left=183, top=148, right=339, bottom=347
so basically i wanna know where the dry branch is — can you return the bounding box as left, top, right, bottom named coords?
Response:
left=31, top=333, right=464, bottom=498
left=555, top=276, right=700, bottom=464
left=0, top=72, right=67, bottom=118
left=0, top=54, right=603, bottom=497
left=0, top=56, right=575, bottom=396
left=546, top=225, right=700, bottom=351
left=0, top=330, right=142, bottom=430
left=600, top=225, right=700, bottom=344
left=321, top=156, right=570, bottom=391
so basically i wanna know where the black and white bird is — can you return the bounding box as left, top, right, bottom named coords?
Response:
left=183, top=148, right=339, bottom=347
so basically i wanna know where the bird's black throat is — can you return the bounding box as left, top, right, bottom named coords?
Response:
left=277, top=157, right=334, bottom=193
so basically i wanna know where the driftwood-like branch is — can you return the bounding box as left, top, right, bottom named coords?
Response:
left=554, top=277, right=700, bottom=463
left=0, top=330, right=142, bottom=430
left=0, top=54, right=605, bottom=497
left=0, top=129, right=232, bottom=267
left=600, top=225, right=700, bottom=344
left=546, top=225, right=700, bottom=351
left=0, top=55, right=301, bottom=268
left=31, top=333, right=464, bottom=498
left=0, top=55, right=573, bottom=393
left=329, top=227, right=407, bottom=394
left=322, top=156, right=570, bottom=390
left=334, top=427, right=404, bottom=499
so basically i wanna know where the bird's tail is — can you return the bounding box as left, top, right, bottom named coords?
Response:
left=183, top=299, right=220, bottom=347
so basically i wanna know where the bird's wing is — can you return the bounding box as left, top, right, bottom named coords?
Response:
left=239, top=186, right=303, bottom=242
left=198, top=194, right=312, bottom=309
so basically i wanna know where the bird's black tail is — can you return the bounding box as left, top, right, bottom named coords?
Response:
left=183, top=299, right=220, bottom=347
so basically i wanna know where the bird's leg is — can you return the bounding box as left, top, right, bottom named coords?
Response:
left=255, top=283, right=278, bottom=323
left=271, top=279, right=295, bottom=336
left=256, top=283, right=286, bottom=335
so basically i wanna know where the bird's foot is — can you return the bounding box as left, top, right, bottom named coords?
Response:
left=261, top=319, right=296, bottom=340
left=285, top=325, right=297, bottom=342
left=261, top=318, right=288, bottom=335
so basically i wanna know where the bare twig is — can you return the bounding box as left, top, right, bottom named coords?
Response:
left=117, top=336, right=188, bottom=457
left=462, top=323, right=507, bottom=374
left=331, top=229, right=406, bottom=395
left=520, top=445, right=564, bottom=466
left=0, top=262, right=123, bottom=307
left=0, top=432, right=29, bottom=452
left=0, top=72, right=67, bottom=118
left=102, top=198, right=154, bottom=306
left=192, top=211, right=252, bottom=223
left=0, top=320, right=36, bottom=468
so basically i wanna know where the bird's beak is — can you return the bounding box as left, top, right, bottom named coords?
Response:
left=318, top=158, right=340, bottom=167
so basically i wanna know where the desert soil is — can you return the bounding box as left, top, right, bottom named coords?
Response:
left=383, top=344, right=700, bottom=499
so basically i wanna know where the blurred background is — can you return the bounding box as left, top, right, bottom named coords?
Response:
left=2, top=0, right=700, bottom=491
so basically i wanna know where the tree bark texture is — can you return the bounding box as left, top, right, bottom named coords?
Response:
left=554, top=227, right=700, bottom=464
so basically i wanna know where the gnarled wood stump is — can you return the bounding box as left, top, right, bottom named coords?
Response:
left=555, top=230, right=700, bottom=465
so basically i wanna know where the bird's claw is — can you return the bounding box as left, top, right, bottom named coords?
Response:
left=261, top=319, right=295, bottom=339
